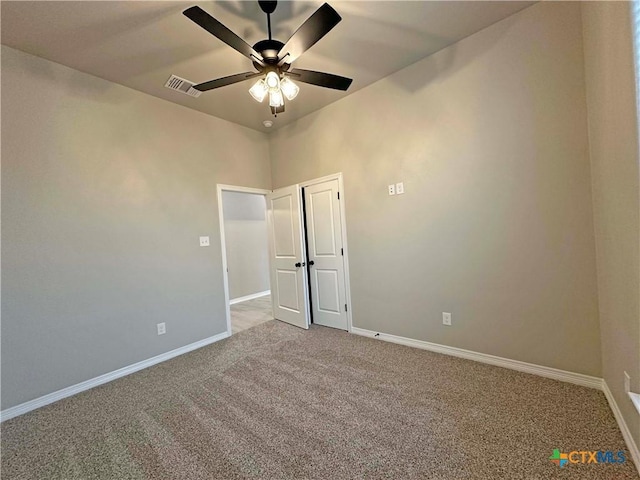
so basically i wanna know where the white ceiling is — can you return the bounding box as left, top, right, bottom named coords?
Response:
left=1, top=1, right=535, bottom=132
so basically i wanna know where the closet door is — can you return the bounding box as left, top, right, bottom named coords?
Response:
left=267, top=185, right=309, bottom=329
left=304, top=179, right=348, bottom=330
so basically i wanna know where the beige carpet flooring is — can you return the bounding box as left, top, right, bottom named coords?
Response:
left=2, top=321, right=638, bottom=479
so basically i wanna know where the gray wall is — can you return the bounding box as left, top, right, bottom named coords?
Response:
left=222, top=191, right=270, bottom=300
left=269, top=2, right=602, bottom=376
left=1, top=46, right=272, bottom=409
left=582, top=1, right=640, bottom=447
left=5, top=0, right=637, bottom=419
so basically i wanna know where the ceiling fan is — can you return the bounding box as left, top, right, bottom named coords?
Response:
left=183, top=1, right=353, bottom=116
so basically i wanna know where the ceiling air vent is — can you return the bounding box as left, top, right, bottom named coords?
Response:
left=164, top=75, right=201, bottom=98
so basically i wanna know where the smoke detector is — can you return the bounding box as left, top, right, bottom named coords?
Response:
left=263, top=120, right=273, bottom=128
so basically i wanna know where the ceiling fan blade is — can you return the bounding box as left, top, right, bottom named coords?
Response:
left=288, top=68, right=352, bottom=91
left=277, top=3, right=341, bottom=66
left=183, top=6, right=265, bottom=66
left=194, top=72, right=262, bottom=92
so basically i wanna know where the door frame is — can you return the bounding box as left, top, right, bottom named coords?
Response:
left=216, top=184, right=271, bottom=336
left=299, top=172, right=354, bottom=332
left=217, top=174, right=353, bottom=335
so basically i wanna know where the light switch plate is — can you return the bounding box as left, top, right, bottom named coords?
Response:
left=396, top=182, right=404, bottom=195
left=199, top=236, right=210, bottom=247
left=157, top=322, right=166, bottom=335
left=388, top=184, right=396, bottom=195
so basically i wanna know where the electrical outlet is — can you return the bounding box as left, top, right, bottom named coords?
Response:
left=625, top=371, right=631, bottom=394
left=396, top=182, right=404, bottom=195
left=388, top=184, right=396, bottom=196
left=442, top=312, right=452, bottom=326
left=199, top=236, right=210, bottom=247
left=157, top=322, right=166, bottom=335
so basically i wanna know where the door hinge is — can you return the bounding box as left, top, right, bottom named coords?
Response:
left=345, top=304, right=348, bottom=312
left=337, top=191, right=340, bottom=200
left=341, top=248, right=344, bottom=256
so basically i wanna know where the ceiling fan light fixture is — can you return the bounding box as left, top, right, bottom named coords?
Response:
left=249, top=79, right=268, bottom=102
left=280, top=77, right=300, bottom=101
left=182, top=3, right=352, bottom=116
left=265, top=71, right=280, bottom=91
left=269, top=90, right=284, bottom=107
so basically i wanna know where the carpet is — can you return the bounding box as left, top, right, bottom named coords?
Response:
left=2, top=320, right=638, bottom=479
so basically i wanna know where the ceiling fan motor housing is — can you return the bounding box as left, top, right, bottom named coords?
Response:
left=252, top=39, right=285, bottom=69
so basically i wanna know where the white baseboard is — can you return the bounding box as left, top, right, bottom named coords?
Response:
left=351, top=326, right=640, bottom=473
left=0, top=331, right=230, bottom=422
left=350, top=327, right=602, bottom=389
left=4, top=323, right=638, bottom=476
left=602, top=381, right=640, bottom=475
left=229, top=290, right=270, bottom=305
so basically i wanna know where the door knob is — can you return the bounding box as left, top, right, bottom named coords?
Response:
left=295, top=262, right=303, bottom=268
left=309, top=260, right=315, bottom=266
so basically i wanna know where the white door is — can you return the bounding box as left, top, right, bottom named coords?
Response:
left=304, top=179, right=348, bottom=330
left=267, top=185, right=310, bottom=329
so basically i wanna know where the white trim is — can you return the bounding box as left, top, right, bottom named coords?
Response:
left=630, top=392, right=640, bottom=415
left=216, top=184, right=271, bottom=337
left=351, top=327, right=640, bottom=472
left=350, top=327, right=602, bottom=389
left=229, top=290, right=270, bottom=305
left=217, top=184, right=271, bottom=196
left=337, top=174, right=354, bottom=333
left=298, top=173, right=353, bottom=333
left=603, top=381, right=640, bottom=474
left=299, top=172, right=345, bottom=188
left=0, top=331, right=230, bottom=422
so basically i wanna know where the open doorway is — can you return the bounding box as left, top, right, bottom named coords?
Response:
left=219, top=174, right=353, bottom=336
left=217, top=185, right=273, bottom=335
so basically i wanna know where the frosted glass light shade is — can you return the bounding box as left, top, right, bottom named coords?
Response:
left=249, top=79, right=268, bottom=102
left=280, top=77, right=299, bottom=101
left=269, top=90, right=284, bottom=107
left=265, top=71, right=280, bottom=91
